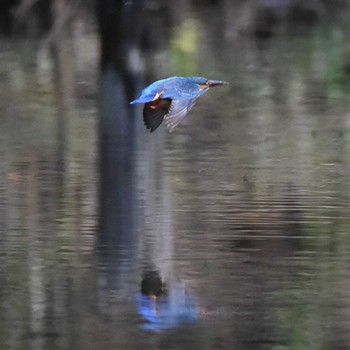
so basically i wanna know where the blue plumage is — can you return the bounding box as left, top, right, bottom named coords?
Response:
left=130, top=77, right=209, bottom=104
left=130, top=76, right=229, bottom=132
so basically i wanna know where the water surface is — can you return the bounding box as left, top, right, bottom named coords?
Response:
left=1, top=9, right=350, bottom=350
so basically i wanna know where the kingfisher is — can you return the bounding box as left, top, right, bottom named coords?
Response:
left=130, top=76, right=229, bottom=132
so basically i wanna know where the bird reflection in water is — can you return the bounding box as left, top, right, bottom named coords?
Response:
left=136, top=270, right=197, bottom=331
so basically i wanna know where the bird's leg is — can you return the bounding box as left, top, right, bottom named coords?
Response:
left=149, top=98, right=171, bottom=110
left=149, top=91, right=164, bottom=109
left=149, top=100, right=159, bottom=109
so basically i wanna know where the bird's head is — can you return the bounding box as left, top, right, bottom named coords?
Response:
left=190, top=77, right=229, bottom=91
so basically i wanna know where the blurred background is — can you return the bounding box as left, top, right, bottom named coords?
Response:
left=1, top=0, right=350, bottom=349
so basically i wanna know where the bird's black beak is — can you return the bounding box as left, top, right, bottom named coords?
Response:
left=207, top=80, right=229, bottom=87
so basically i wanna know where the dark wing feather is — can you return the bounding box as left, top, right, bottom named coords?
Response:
left=143, top=98, right=172, bottom=132
left=164, top=98, right=197, bottom=133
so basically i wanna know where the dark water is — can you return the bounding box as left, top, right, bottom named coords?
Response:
left=2, top=9, right=350, bottom=350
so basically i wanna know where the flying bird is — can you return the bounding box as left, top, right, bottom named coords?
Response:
left=130, top=76, right=229, bottom=132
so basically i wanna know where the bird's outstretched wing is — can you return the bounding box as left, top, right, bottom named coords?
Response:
left=143, top=98, right=171, bottom=132
left=143, top=97, right=197, bottom=133
left=164, top=98, right=197, bottom=133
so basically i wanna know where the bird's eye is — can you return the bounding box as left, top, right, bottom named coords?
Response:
left=205, top=80, right=209, bottom=86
